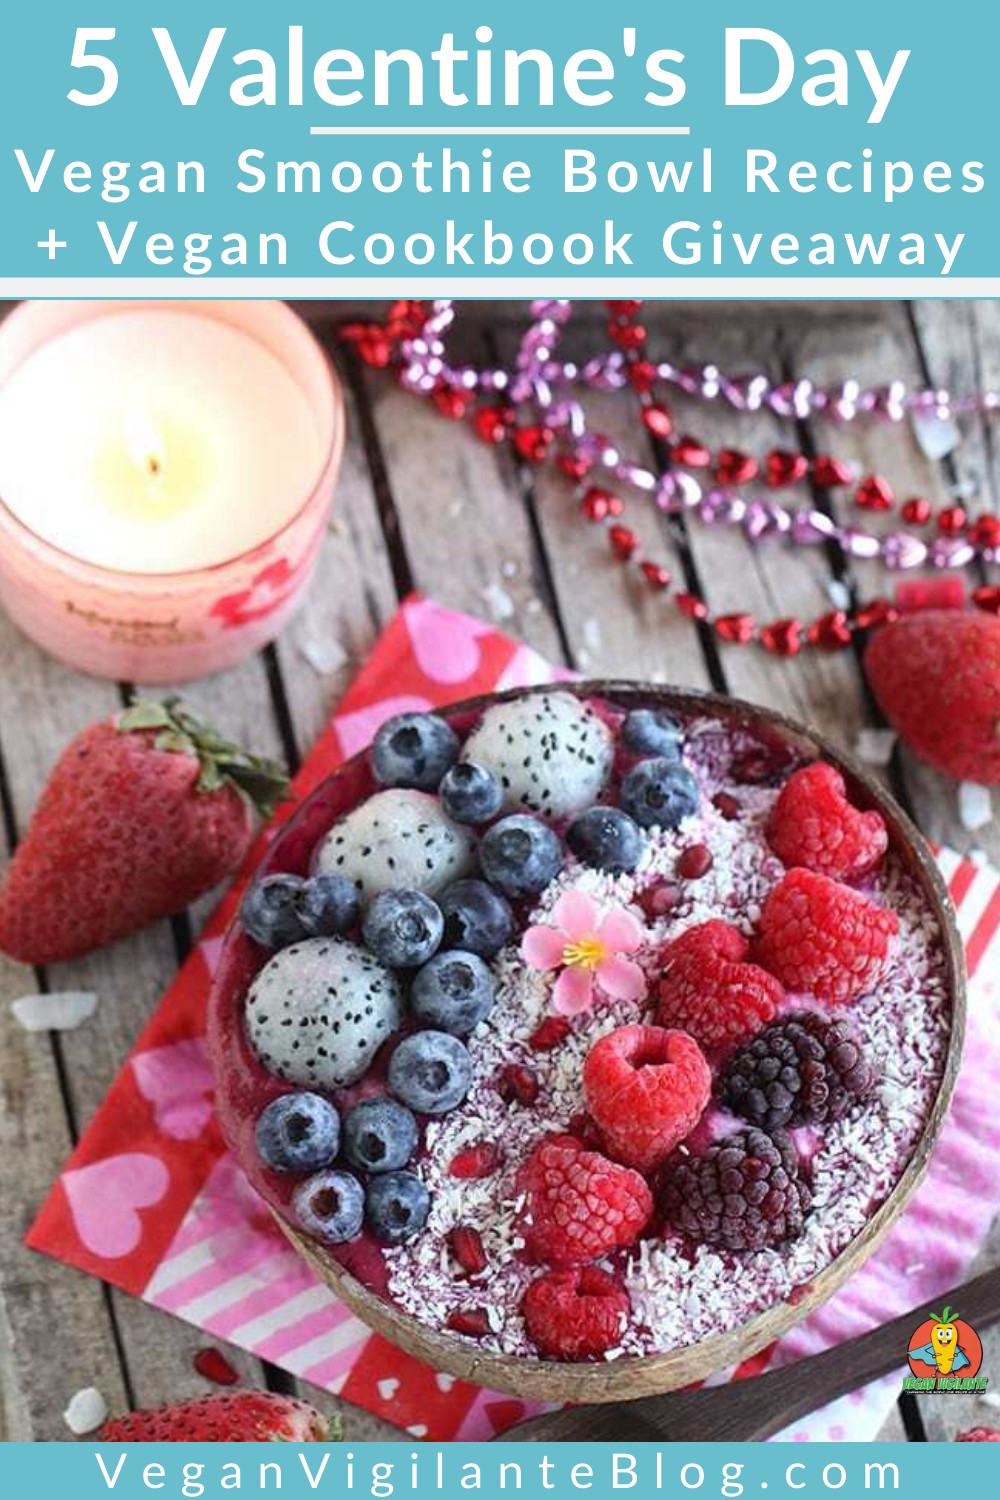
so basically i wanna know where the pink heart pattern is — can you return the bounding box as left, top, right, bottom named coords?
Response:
left=405, top=598, right=491, bottom=683
left=133, top=1040, right=214, bottom=1141
left=333, top=695, right=433, bottom=759
left=62, top=1153, right=169, bottom=1259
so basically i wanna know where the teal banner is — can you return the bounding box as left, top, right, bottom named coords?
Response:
left=0, top=1442, right=996, bottom=1494
left=0, top=1, right=997, bottom=286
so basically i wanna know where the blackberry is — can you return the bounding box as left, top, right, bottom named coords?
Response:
left=721, top=1013, right=874, bottom=1132
left=660, top=1128, right=811, bottom=1252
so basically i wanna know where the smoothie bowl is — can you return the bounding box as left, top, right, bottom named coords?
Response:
left=207, top=684, right=964, bottom=1403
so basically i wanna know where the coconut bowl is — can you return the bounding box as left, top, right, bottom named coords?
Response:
left=207, top=682, right=965, bottom=1404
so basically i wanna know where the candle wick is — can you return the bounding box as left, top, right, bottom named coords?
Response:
left=147, top=455, right=162, bottom=478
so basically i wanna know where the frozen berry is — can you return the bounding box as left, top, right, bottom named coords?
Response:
left=461, top=691, right=613, bottom=819
left=956, top=1429, right=1000, bottom=1442
left=296, top=873, right=360, bottom=937
left=439, top=761, right=503, bottom=825
left=516, top=1134, right=651, bottom=1267
left=293, top=1168, right=365, bottom=1243
left=622, top=708, right=683, bottom=760
left=439, top=879, right=514, bottom=958
left=522, top=1266, right=630, bottom=1361
left=364, top=1170, right=430, bottom=1244
left=620, top=758, right=699, bottom=830
left=255, top=1092, right=340, bottom=1174
left=660, top=1128, right=811, bottom=1252
left=372, top=712, right=459, bottom=791
left=722, top=1013, right=875, bottom=1131
left=449, top=1225, right=487, bottom=1276
left=362, top=889, right=444, bottom=969
left=657, top=920, right=782, bottom=1048
left=767, top=763, right=888, bottom=882
left=342, top=1098, right=418, bottom=1174
left=583, top=1024, right=710, bottom=1173
left=479, top=814, right=563, bottom=898
left=411, top=950, right=495, bottom=1035
left=756, top=869, right=898, bottom=1005
left=566, top=806, right=644, bottom=874
left=388, top=1030, right=472, bottom=1115
left=241, top=875, right=308, bottom=949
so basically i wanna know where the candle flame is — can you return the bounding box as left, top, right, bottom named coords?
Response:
left=124, top=410, right=166, bottom=483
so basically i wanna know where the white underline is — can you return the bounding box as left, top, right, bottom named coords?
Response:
left=308, top=125, right=690, bottom=136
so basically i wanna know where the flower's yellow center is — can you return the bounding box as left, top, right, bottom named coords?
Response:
left=562, top=935, right=606, bottom=971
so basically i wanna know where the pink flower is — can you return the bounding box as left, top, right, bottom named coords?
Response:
left=521, top=889, right=646, bottom=1016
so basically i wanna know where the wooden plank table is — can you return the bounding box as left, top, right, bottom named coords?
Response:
left=1, top=301, right=997, bottom=1443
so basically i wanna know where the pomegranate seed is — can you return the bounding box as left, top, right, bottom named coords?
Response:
left=608, top=524, right=640, bottom=561
left=193, top=1348, right=239, bottom=1386
left=677, top=844, right=713, bottom=880
left=636, top=881, right=682, bottom=919
left=498, top=1063, right=540, bottom=1106
left=901, top=497, right=932, bottom=525
left=446, top=1308, right=492, bottom=1338
left=713, top=792, right=740, bottom=821
left=449, top=1141, right=502, bottom=1180
left=449, top=1226, right=488, bottom=1277
left=529, top=1016, right=572, bottom=1052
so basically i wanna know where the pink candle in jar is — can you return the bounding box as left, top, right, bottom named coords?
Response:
left=0, top=300, right=343, bottom=682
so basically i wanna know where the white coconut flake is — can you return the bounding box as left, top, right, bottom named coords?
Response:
left=855, top=728, right=898, bottom=767
left=297, top=632, right=349, bottom=677
left=958, top=781, right=994, bottom=832
left=63, top=1386, right=108, bottom=1435
left=12, top=991, right=98, bottom=1032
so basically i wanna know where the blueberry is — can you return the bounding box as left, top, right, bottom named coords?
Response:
left=362, top=889, right=444, bottom=968
left=567, top=806, right=645, bottom=874
left=241, top=874, right=307, bottom=948
left=389, top=1031, right=472, bottom=1115
left=478, top=815, right=563, bottom=898
left=439, top=761, right=503, bottom=825
left=622, top=708, right=684, bottom=760
left=342, top=1098, right=419, bottom=1174
left=372, top=712, right=459, bottom=791
left=364, top=1170, right=431, bottom=1244
left=293, top=1168, right=364, bottom=1243
left=298, top=873, right=359, bottom=937
left=255, top=1092, right=340, bottom=1174
left=411, top=951, right=495, bottom=1036
left=620, top=757, right=700, bottom=830
left=439, top=879, right=514, bottom=958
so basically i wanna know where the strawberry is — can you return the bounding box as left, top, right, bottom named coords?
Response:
left=99, top=1391, right=329, bottom=1442
left=865, top=611, right=1000, bottom=783
left=0, top=699, right=287, bottom=966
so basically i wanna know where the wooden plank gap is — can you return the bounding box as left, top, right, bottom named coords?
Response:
left=897, top=1390, right=929, bottom=1442
left=261, top=643, right=303, bottom=777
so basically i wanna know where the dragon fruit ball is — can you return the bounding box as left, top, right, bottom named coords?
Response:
left=313, top=789, right=475, bottom=903
left=460, top=691, right=614, bottom=819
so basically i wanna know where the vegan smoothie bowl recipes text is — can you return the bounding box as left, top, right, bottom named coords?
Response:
left=208, top=684, right=963, bottom=1403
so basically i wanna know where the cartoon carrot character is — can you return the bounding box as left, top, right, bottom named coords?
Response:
left=929, top=1307, right=960, bottom=1374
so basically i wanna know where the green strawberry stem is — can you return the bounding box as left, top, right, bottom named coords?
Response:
left=117, top=698, right=289, bottom=819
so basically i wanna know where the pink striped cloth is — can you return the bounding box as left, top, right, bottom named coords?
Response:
left=26, top=599, right=1000, bottom=1441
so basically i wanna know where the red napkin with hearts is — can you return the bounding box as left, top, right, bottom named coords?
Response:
left=25, top=596, right=1000, bottom=1442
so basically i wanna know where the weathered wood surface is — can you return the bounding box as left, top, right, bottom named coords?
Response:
left=1, top=301, right=997, bottom=1443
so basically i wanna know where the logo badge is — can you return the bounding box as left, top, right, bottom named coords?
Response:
left=903, top=1305, right=987, bottom=1394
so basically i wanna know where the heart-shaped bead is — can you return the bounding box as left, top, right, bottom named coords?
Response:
left=901, top=497, right=932, bottom=525
left=808, top=610, right=853, bottom=651
left=557, top=452, right=591, bottom=482
left=972, top=585, right=1000, bottom=614
left=608, top=322, right=647, bottom=351
left=764, top=449, right=809, bottom=488
left=855, top=475, right=894, bottom=511
left=811, top=454, right=855, bottom=488
left=642, top=403, right=674, bottom=440
left=433, top=385, right=471, bottom=421
left=714, top=612, right=756, bottom=645
left=715, top=448, right=759, bottom=486
left=675, top=592, right=709, bottom=621
left=640, top=561, right=672, bottom=590
left=760, top=617, right=803, bottom=656
left=607, top=299, right=643, bottom=317
left=936, top=504, right=967, bottom=535
left=608, top=524, right=639, bottom=561
left=970, top=514, right=1000, bottom=549
left=671, top=435, right=712, bottom=468
left=341, top=322, right=393, bottom=369
left=580, top=487, right=623, bottom=523
left=627, top=359, right=657, bottom=393
left=855, top=598, right=899, bottom=631
left=513, top=424, right=554, bottom=464
left=473, top=405, right=512, bottom=445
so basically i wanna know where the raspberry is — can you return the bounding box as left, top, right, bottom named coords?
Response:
left=767, top=763, right=888, bottom=882
left=449, top=1226, right=487, bottom=1277
left=521, top=1267, right=630, bottom=1360
left=516, top=1134, right=652, bottom=1267
left=448, top=1141, right=502, bottom=1180
left=660, top=1127, right=811, bottom=1252
left=756, top=869, right=898, bottom=1005
left=722, top=1013, right=875, bottom=1131
left=657, top=920, right=782, bottom=1048
left=956, top=1429, right=1000, bottom=1442
left=583, top=1024, right=711, bottom=1172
